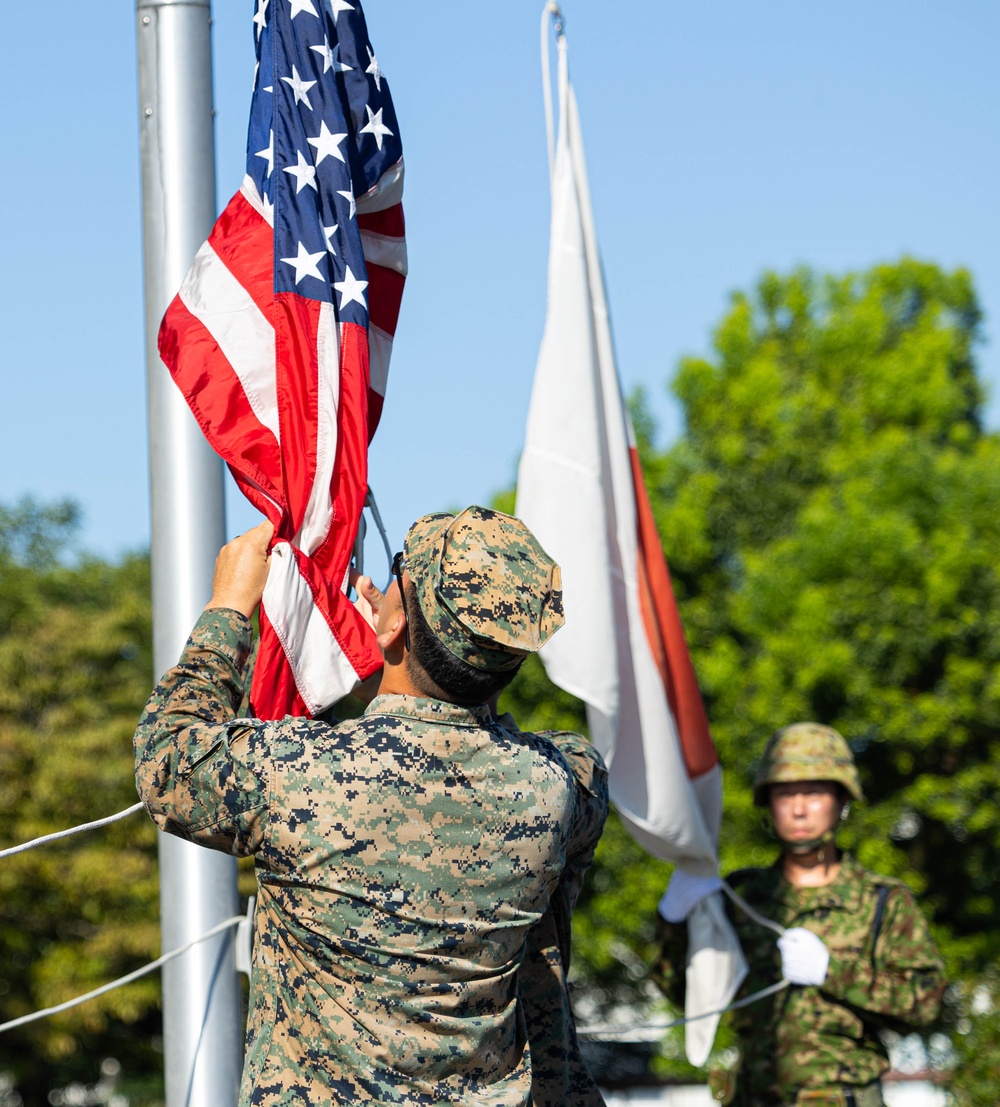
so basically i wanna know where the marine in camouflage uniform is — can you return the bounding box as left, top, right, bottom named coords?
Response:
left=652, top=724, right=945, bottom=1107
left=134, top=507, right=608, bottom=1106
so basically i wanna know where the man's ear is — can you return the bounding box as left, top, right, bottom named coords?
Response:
left=377, top=609, right=407, bottom=655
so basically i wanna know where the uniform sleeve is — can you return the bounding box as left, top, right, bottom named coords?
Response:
left=133, top=608, right=270, bottom=857
left=510, top=728, right=608, bottom=1107
left=538, top=729, right=609, bottom=903
left=821, top=885, right=946, bottom=1028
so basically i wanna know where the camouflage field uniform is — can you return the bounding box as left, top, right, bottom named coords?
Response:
left=135, top=506, right=608, bottom=1106
left=653, top=854, right=945, bottom=1106
left=498, top=716, right=607, bottom=1107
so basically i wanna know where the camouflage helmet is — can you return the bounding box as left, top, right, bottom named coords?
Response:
left=752, top=722, right=864, bottom=806
left=403, top=506, right=564, bottom=672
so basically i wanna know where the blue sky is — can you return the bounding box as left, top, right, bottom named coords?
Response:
left=2, top=2, right=998, bottom=572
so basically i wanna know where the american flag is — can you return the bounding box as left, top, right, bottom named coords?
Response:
left=158, top=0, right=406, bottom=719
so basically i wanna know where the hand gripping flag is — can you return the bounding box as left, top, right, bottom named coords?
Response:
left=158, top=0, right=406, bottom=718
left=516, top=21, right=745, bottom=1064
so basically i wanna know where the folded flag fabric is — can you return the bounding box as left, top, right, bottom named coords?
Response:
left=516, top=26, right=745, bottom=1065
left=158, top=0, right=406, bottom=718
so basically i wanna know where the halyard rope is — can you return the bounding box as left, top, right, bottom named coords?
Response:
left=576, top=978, right=791, bottom=1038
left=0, top=732, right=791, bottom=1040
left=0, top=914, right=244, bottom=1035
left=0, top=802, right=144, bottom=861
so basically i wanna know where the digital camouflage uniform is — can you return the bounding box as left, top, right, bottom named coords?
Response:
left=500, top=716, right=607, bottom=1107
left=653, top=725, right=945, bottom=1107
left=135, top=507, right=608, bottom=1106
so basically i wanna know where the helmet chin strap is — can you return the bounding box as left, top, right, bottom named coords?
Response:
left=784, top=826, right=838, bottom=857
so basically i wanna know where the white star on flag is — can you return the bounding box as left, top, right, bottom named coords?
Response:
left=253, top=0, right=269, bottom=39
left=255, top=129, right=275, bottom=176
left=337, top=189, right=357, bottom=219
left=329, top=0, right=354, bottom=22
left=365, top=46, right=382, bottom=91
left=283, top=150, right=318, bottom=193
left=281, top=65, right=317, bottom=109
left=286, top=0, right=318, bottom=18
left=311, top=37, right=352, bottom=74
left=359, top=104, right=393, bottom=151
left=334, top=264, right=368, bottom=310
left=307, top=121, right=347, bottom=165
left=323, top=224, right=339, bottom=254
left=281, top=242, right=326, bottom=284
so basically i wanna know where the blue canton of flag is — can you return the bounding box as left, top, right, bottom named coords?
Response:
left=247, top=0, right=403, bottom=324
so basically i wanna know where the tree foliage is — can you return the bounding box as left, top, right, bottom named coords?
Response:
left=646, top=260, right=1000, bottom=973
left=0, top=500, right=164, bottom=1102
left=3, top=256, right=997, bottom=1096
left=511, top=259, right=999, bottom=1092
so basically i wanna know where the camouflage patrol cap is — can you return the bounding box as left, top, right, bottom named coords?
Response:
left=402, top=506, right=564, bottom=672
left=753, top=722, right=864, bottom=805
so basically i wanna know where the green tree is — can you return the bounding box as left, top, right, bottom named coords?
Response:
left=648, top=260, right=999, bottom=970
left=659, top=260, right=1000, bottom=1100
left=504, top=260, right=1000, bottom=1093
left=0, top=500, right=164, bottom=1102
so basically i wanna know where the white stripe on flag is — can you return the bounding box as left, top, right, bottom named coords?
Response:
left=368, top=324, right=394, bottom=399
left=263, top=543, right=360, bottom=715
left=359, top=231, right=408, bottom=276
left=295, top=302, right=341, bottom=556
left=178, top=241, right=280, bottom=441
left=357, top=158, right=404, bottom=213
left=241, top=174, right=274, bottom=227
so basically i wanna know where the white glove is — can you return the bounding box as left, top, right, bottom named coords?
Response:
left=658, top=869, right=722, bottom=923
left=778, top=927, right=830, bottom=986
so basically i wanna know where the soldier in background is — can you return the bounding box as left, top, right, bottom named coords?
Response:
left=652, top=723, right=945, bottom=1107
left=134, top=506, right=607, bottom=1106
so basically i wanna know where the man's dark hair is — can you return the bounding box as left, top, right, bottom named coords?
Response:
left=402, top=582, right=520, bottom=705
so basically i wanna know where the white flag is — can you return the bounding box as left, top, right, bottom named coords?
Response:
left=516, top=24, right=746, bottom=1065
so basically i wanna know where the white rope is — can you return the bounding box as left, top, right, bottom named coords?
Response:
left=540, top=1, right=563, bottom=184
left=721, top=878, right=786, bottom=937
left=577, top=978, right=791, bottom=1039
left=0, top=913, right=244, bottom=1035
left=0, top=802, right=144, bottom=861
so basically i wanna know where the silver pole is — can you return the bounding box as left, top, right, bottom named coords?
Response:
left=136, top=2, right=243, bottom=1104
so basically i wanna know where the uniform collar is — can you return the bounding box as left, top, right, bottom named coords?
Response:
left=364, top=693, right=493, bottom=729
left=775, top=851, right=863, bottom=912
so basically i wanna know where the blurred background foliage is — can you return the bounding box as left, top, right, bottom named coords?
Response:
left=502, top=259, right=1000, bottom=1099
left=1, top=258, right=998, bottom=1101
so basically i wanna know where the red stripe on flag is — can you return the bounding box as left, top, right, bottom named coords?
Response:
left=207, top=192, right=276, bottom=321
left=292, top=549, right=382, bottom=681
left=255, top=608, right=309, bottom=718
left=629, top=446, right=718, bottom=778
left=158, top=296, right=283, bottom=507
left=358, top=204, right=405, bottom=239
left=272, top=293, right=322, bottom=533
left=312, top=322, right=369, bottom=571
left=367, top=391, right=384, bottom=436
left=366, top=263, right=405, bottom=337
left=248, top=321, right=380, bottom=719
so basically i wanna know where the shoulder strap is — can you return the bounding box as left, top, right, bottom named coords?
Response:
left=870, top=884, right=892, bottom=968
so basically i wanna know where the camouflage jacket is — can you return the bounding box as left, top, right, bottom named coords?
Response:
left=652, top=855, right=945, bottom=1105
left=495, top=714, right=607, bottom=1107
left=134, top=610, right=608, bottom=1106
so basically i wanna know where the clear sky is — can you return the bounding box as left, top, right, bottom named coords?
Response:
left=2, top=1, right=998, bottom=574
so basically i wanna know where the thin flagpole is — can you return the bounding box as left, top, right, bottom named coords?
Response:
left=539, top=1, right=563, bottom=184
left=136, top=2, right=243, bottom=1104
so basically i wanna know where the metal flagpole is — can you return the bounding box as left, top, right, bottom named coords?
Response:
left=136, top=2, right=243, bottom=1104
